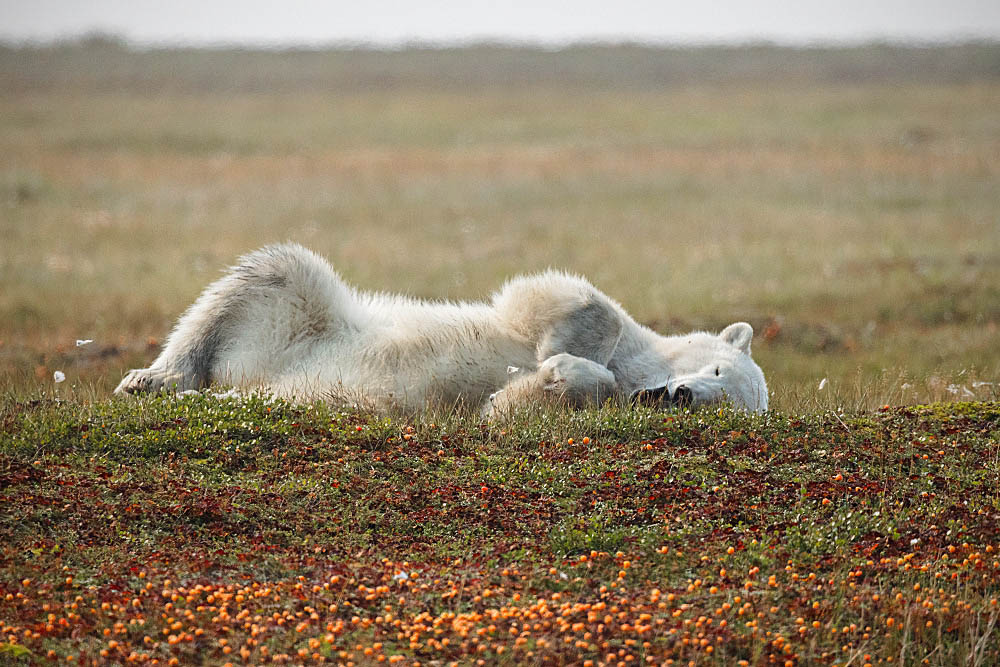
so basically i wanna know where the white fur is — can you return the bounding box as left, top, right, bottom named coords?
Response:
left=116, top=243, right=768, bottom=414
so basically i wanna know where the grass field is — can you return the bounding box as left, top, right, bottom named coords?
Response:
left=2, top=40, right=999, bottom=408
left=2, top=397, right=999, bottom=665
left=1, top=41, right=1000, bottom=667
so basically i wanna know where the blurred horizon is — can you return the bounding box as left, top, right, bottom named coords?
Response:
left=4, top=32, right=1000, bottom=51
left=2, top=0, right=1000, bottom=48
left=4, top=40, right=998, bottom=95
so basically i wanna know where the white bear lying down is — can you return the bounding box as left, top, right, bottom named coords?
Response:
left=116, top=243, right=768, bottom=414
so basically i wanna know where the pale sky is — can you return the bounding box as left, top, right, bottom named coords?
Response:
left=2, top=0, right=999, bottom=46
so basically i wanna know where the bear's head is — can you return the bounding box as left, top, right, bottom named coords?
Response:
left=635, top=322, right=768, bottom=412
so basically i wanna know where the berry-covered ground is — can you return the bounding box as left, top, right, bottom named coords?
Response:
left=2, top=396, right=998, bottom=666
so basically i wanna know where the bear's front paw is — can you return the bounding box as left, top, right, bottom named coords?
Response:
left=538, top=353, right=616, bottom=406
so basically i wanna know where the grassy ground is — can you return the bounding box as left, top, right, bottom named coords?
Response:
left=1, top=42, right=999, bottom=666
left=1, top=396, right=999, bottom=665
left=1, top=42, right=999, bottom=409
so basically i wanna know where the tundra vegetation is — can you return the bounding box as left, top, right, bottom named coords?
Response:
left=1, top=41, right=999, bottom=665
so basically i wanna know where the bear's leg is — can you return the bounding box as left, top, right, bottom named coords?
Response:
left=485, top=353, right=617, bottom=416
left=116, top=244, right=354, bottom=395
left=115, top=271, right=261, bottom=394
left=493, top=273, right=625, bottom=366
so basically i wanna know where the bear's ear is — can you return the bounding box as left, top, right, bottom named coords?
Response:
left=720, top=322, right=754, bottom=355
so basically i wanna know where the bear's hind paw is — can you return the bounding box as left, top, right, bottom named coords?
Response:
left=114, top=367, right=192, bottom=395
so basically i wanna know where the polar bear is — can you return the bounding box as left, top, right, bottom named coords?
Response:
left=115, top=243, right=768, bottom=414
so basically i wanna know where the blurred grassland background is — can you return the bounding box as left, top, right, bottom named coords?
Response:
left=1, top=38, right=998, bottom=410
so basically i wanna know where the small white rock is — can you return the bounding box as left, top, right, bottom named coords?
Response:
left=53, top=370, right=66, bottom=383
left=211, top=389, right=240, bottom=399
left=75, top=339, right=94, bottom=347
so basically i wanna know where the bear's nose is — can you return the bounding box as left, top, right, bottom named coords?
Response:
left=671, top=386, right=693, bottom=406
left=630, top=385, right=669, bottom=405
